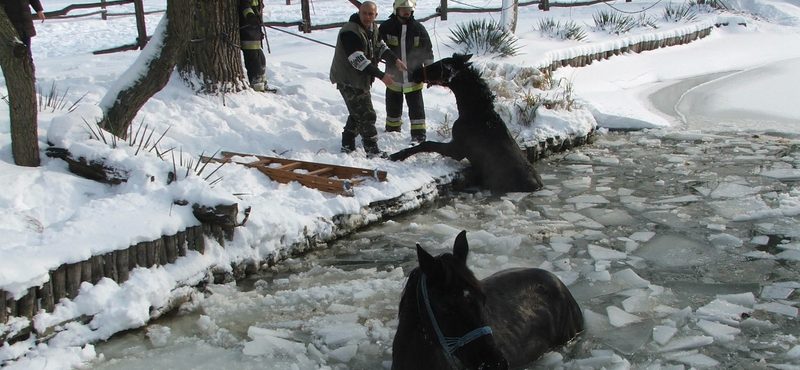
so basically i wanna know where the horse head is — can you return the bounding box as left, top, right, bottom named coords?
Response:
left=413, top=230, right=508, bottom=370
left=412, top=53, right=474, bottom=87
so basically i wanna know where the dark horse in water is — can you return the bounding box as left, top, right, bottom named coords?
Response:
left=392, top=231, right=584, bottom=370
left=389, top=54, right=543, bottom=193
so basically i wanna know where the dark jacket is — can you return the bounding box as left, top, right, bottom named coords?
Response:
left=330, top=13, right=398, bottom=90
left=379, top=14, right=433, bottom=91
left=0, top=0, right=43, bottom=38
left=239, top=0, right=263, bottom=42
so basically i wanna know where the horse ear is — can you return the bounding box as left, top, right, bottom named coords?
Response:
left=453, top=230, right=469, bottom=264
left=417, top=243, right=442, bottom=276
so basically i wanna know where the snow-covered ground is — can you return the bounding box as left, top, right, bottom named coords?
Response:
left=1, top=0, right=800, bottom=368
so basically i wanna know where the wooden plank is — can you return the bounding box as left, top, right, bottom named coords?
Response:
left=81, top=260, right=93, bottom=285
left=156, top=238, right=167, bottom=266
left=1, top=291, right=7, bottom=323
left=66, top=263, right=82, bottom=299
left=276, top=162, right=303, bottom=171
left=255, top=166, right=354, bottom=195
left=307, top=167, right=333, bottom=176
left=92, top=255, right=104, bottom=284
left=18, top=288, right=36, bottom=319
left=136, top=243, right=147, bottom=268
left=52, top=265, right=67, bottom=304
left=6, top=293, right=17, bottom=318
left=146, top=241, right=156, bottom=268
left=165, top=234, right=178, bottom=264
left=177, top=230, right=187, bottom=257
left=116, top=249, right=129, bottom=283
left=39, top=281, right=55, bottom=313
left=104, top=252, right=119, bottom=283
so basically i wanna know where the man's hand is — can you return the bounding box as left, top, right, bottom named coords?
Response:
left=381, top=74, right=396, bottom=86
left=396, top=59, right=407, bottom=72
left=37, top=10, right=45, bottom=22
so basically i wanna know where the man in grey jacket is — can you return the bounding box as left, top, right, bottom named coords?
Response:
left=330, top=1, right=407, bottom=158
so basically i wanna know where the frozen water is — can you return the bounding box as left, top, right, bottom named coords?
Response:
left=84, top=131, right=800, bottom=369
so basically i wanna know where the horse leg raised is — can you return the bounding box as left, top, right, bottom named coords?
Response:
left=389, top=141, right=467, bottom=161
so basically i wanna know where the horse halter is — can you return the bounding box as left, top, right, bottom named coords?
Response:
left=421, top=63, right=458, bottom=85
left=418, top=273, right=494, bottom=370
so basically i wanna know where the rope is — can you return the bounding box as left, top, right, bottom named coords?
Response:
left=266, top=25, right=335, bottom=48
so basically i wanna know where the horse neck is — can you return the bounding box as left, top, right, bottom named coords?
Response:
left=448, top=67, right=497, bottom=119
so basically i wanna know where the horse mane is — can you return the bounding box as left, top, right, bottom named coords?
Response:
left=447, top=65, right=504, bottom=130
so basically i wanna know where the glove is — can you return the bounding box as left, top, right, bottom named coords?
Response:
left=247, top=14, right=261, bottom=29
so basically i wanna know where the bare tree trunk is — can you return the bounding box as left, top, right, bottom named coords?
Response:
left=100, top=0, right=196, bottom=139
left=177, top=0, right=248, bottom=94
left=0, top=10, right=40, bottom=167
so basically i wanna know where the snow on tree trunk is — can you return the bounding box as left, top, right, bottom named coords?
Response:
left=500, top=0, right=518, bottom=33
left=99, top=0, right=196, bottom=139
left=0, top=10, right=40, bottom=166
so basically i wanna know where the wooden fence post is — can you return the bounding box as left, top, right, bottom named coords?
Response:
left=439, top=0, right=448, bottom=21
left=101, top=0, right=108, bottom=20
left=133, top=0, right=147, bottom=49
left=300, top=0, right=311, bottom=33
left=539, top=0, right=550, bottom=11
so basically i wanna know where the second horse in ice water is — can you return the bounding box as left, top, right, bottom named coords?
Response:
left=392, top=230, right=585, bottom=370
left=389, top=54, right=544, bottom=193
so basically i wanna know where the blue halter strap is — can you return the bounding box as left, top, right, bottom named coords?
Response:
left=419, top=273, right=494, bottom=370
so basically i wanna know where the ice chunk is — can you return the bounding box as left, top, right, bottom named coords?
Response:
left=566, top=195, right=610, bottom=204
left=146, top=325, right=171, bottom=348
left=550, top=242, right=573, bottom=253
left=328, top=344, right=358, bottom=363
left=588, top=244, right=627, bottom=261
left=636, top=234, right=722, bottom=268
left=708, top=233, right=743, bottom=248
left=674, top=353, right=719, bottom=368
left=561, top=212, right=605, bottom=229
left=317, top=323, right=368, bottom=346
left=563, top=176, right=592, bottom=190
left=244, top=327, right=307, bottom=357
left=607, top=306, right=643, bottom=327
left=629, top=231, right=655, bottom=242
left=751, top=235, right=770, bottom=245
left=761, top=285, right=795, bottom=300
left=587, top=270, right=611, bottom=282
left=696, top=299, right=753, bottom=325
left=652, top=325, right=677, bottom=345
left=754, top=302, right=799, bottom=318
left=696, top=319, right=740, bottom=342
left=759, top=169, right=800, bottom=181
left=535, top=352, right=563, bottom=367
left=710, top=182, right=762, bottom=199
left=658, top=336, right=714, bottom=352
left=786, top=345, right=800, bottom=359
left=653, top=195, right=701, bottom=204
left=776, top=250, right=800, bottom=261
left=715, top=292, right=756, bottom=307
left=622, top=294, right=659, bottom=313
left=582, top=208, right=636, bottom=226
left=612, top=269, right=650, bottom=289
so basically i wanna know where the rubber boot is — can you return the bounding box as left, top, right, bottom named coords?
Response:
left=341, top=130, right=356, bottom=154
left=363, top=137, right=387, bottom=159
left=411, top=130, right=426, bottom=144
